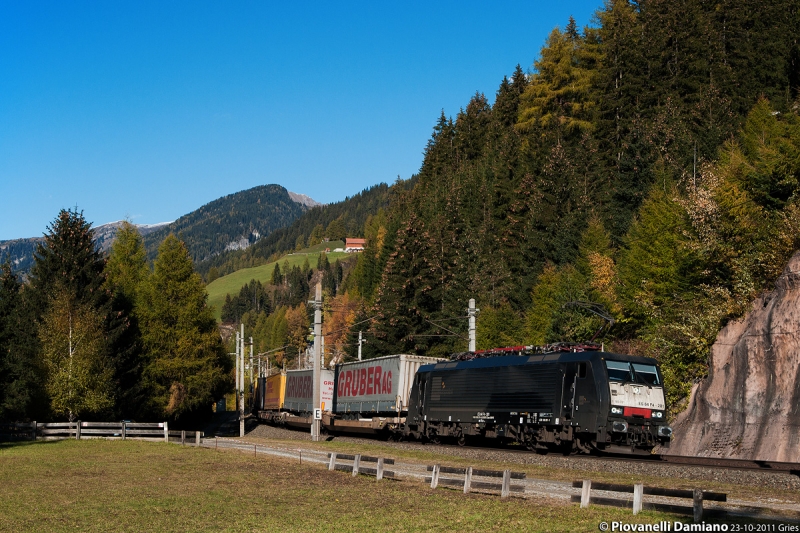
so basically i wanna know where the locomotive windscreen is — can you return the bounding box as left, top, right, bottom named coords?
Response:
left=606, top=360, right=661, bottom=386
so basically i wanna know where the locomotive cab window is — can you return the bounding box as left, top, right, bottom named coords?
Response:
left=578, top=362, right=587, bottom=379
left=632, top=363, right=660, bottom=386
left=605, top=360, right=632, bottom=382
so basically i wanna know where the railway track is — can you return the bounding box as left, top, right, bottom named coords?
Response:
left=655, top=454, right=800, bottom=476
left=364, top=433, right=800, bottom=477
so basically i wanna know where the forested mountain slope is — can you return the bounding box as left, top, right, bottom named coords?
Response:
left=1, top=221, right=168, bottom=276
left=196, top=183, right=398, bottom=278
left=143, top=184, right=308, bottom=265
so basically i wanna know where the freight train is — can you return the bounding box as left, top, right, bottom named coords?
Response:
left=253, top=344, right=672, bottom=454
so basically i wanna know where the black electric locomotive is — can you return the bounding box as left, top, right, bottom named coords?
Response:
left=403, top=346, right=672, bottom=454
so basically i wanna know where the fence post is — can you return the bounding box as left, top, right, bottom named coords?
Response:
left=76, top=421, right=82, bottom=440
left=31, top=421, right=37, bottom=441
left=164, top=421, right=169, bottom=443
left=328, top=452, right=337, bottom=471
left=195, top=431, right=200, bottom=446
left=121, top=421, right=126, bottom=441
left=693, top=489, right=703, bottom=523
left=501, top=469, right=511, bottom=498
left=376, top=457, right=384, bottom=481
left=463, top=466, right=473, bottom=494
left=181, top=430, right=186, bottom=445
left=633, top=483, right=643, bottom=515
left=580, top=480, right=592, bottom=508
left=352, top=454, right=361, bottom=476
left=430, top=465, right=440, bottom=489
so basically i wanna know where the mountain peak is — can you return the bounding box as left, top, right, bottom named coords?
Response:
left=288, top=191, right=323, bottom=208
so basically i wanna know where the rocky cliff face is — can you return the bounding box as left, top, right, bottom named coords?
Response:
left=669, top=250, right=800, bottom=461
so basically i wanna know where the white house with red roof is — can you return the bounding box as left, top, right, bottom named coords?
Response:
left=344, top=238, right=366, bottom=253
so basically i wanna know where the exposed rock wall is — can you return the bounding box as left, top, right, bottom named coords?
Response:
left=669, top=251, right=800, bottom=461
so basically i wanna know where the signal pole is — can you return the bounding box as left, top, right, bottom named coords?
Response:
left=357, top=331, right=363, bottom=361
left=468, top=299, right=479, bottom=352
left=311, top=282, right=323, bottom=441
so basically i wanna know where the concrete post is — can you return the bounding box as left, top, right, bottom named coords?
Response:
left=376, top=457, right=384, bottom=481
left=239, top=324, right=245, bottom=438
left=463, top=466, right=473, bottom=494
left=328, top=452, right=337, bottom=471
left=430, top=465, right=440, bottom=489
left=633, top=483, right=643, bottom=514
left=501, top=469, right=511, bottom=498
left=580, top=480, right=592, bottom=508
left=693, top=489, right=703, bottom=523
left=467, top=299, right=479, bottom=352
left=311, top=283, right=322, bottom=442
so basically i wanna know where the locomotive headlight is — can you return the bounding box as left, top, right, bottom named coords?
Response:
left=653, top=411, right=664, bottom=418
left=611, top=407, right=623, bottom=415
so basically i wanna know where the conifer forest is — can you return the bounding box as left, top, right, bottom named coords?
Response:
left=2, top=0, right=799, bottom=422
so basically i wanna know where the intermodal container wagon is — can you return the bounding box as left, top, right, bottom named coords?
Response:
left=333, top=354, right=443, bottom=416
left=284, top=369, right=335, bottom=413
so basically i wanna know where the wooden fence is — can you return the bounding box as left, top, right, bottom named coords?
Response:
left=425, top=465, right=525, bottom=498
left=0, top=421, right=203, bottom=444
left=327, top=452, right=396, bottom=480
left=571, top=479, right=727, bottom=522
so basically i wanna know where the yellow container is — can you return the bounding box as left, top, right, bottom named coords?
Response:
left=265, top=373, right=286, bottom=410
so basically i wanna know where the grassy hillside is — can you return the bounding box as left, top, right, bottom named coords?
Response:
left=206, top=240, right=347, bottom=320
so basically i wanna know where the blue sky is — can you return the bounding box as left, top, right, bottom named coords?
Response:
left=0, top=1, right=602, bottom=240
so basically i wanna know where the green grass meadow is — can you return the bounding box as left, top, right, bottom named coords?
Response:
left=0, top=439, right=685, bottom=533
left=206, top=241, right=348, bottom=320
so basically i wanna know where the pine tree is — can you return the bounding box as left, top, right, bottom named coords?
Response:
left=271, top=263, right=283, bottom=286
left=0, top=262, right=43, bottom=421
left=28, top=208, right=106, bottom=311
left=29, top=208, right=135, bottom=419
left=104, top=221, right=149, bottom=418
left=138, top=235, right=232, bottom=422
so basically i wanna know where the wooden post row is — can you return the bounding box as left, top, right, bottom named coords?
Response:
left=76, top=421, right=81, bottom=440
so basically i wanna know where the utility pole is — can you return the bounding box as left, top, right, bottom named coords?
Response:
left=467, top=299, right=479, bottom=352
left=235, top=331, right=240, bottom=396
left=239, top=323, right=245, bottom=438
left=358, top=331, right=363, bottom=361
left=249, top=337, right=254, bottom=390
left=310, top=282, right=322, bottom=442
